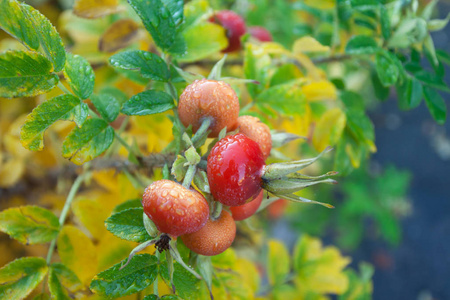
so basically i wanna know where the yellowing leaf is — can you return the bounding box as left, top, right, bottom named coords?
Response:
left=259, top=42, right=290, bottom=55
left=235, top=258, right=260, bottom=293
left=294, top=53, right=323, bottom=80
left=99, top=19, right=139, bottom=53
left=268, top=240, right=290, bottom=286
left=57, top=225, right=98, bottom=286
left=293, top=37, right=330, bottom=53
left=0, top=158, right=24, bottom=188
left=72, top=197, right=109, bottom=240
left=303, top=0, right=335, bottom=9
left=279, top=104, right=312, bottom=137
left=293, top=235, right=351, bottom=295
left=73, top=0, right=120, bottom=19
left=96, top=234, right=135, bottom=272
left=302, top=80, right=337, bottom=102
left=313, top=108, right=347, bottom=152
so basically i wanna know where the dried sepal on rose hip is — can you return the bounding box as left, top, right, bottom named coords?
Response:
left=142, top=180, right=209, bottom=237
left=207, top=133, right=337, bottom=207
left=178, top=79, right=240, bottom=137
left=237, top=115, right=272, bottom=160
left=181, top=210, right=236, bottom=256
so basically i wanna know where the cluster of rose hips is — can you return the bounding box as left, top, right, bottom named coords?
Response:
left=209, top=10, right=273, bottom=52
left=142, top=79, right=336, bottom=257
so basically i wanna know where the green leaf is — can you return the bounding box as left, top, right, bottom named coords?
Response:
left=91, top=93, right=121, bottom=123
left=112, top=199, right=143, bottom=214
left=0, top=257, right=48, bottom=300
left=90, top=254, right=158, bottom=298
left=270, top=63, right=302, bottom=87
left=345, top=35, right=379, bottom=54
left=64, top=53, right=95, bottom=100
left=428, top=12, right=450, bottom=32
left=423, top=86, right=446, bottom=124
left=100, top=87, right=129, bottom=106
left=121, top=90, right=174, bottom=116
left=127, top=0, right=185, bottom=54
left=0, top=50, right=58, bottom=98
left=183, top=0, right=212, bottom=30
left=109, top=50, right=170, bottom=81
left=0, top=0, right=39, bottom=50
left=379, top=5, right=391, bottom=40
left=410, top=70, right=450, bottom=93
left=176, top=22, right=228, bottom=62
left=436, top=49, right=450, bottom=65
left=257, top=83, right=307, bottom=116
left=48, top=263, right=83, bottom=300
left=162, top=0, right=184, bottom=26
left=267, top=240, right=290, bottom=286
left=143, top=295, right=159, bottom=300
left=375, top=51, right=399, bottom=87
left=0, top=206, right=59, bottom=245
left=388, top=18, right=428, bottom=48
left=371, top=71, right=390, bottom=101
left=396, top=78, right=422, bottom=110
left=33, top=293, right=51, bottom=300
left=105, top=207, right=151, bottom=243
left=62, top=118, right=114, bottom=165
left=160, top=260, right=200, bottom=300
left=20, top=2, right=66, bottom=72
left=350, top=0, right=379, bottom=9
left=21, top=94, right=88, bottom=151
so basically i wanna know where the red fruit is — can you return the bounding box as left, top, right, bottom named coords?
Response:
left=181, top=210, right=236, bottom=256
left=210, top=10, right=246, bottom=53
left=178, top=79, right=240, bottom=137
left=142, top=180, right=209, bottom=237
left=248, top=26, right=273, bottom=42
left=230, top=190, right=263, bottom=221
left=237, top=115, right=272, bottom=160
left=207, top=133, right=265, bottom=207
left=268, top=199, right=288, bottom=220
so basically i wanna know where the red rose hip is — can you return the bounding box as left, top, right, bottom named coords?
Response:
left=210, top=10, right=246, bottom=53
left=230, top=190, right=264, bottom=221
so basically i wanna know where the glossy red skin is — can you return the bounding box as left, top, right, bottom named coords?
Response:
left=230, top=190, right=263, bottom=221
left=207, top=133, right=265, bottom=207
left=248, top=26, right=273, bottom=42
left=142, top=180, right=209, bottom=237
left=210, top=10, right=246, bottom=52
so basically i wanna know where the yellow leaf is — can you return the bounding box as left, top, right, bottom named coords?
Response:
left=235, top=258, right=260, bottom=293
left=293, top=53, right=323, bottom=80
left=72, top=197, right=110, bottom=240
left=57, top=225, right=98, bottom=286
left=259, top=42, right=290, bottom=55
left=268, top=240, right=290, bottom=286
left=0, top=158, right=24, bottom=188
left=92, top=169, right=118, bottom=193
left=96, top=234, right=134, bottom=271
left=303, top=0, right=336, bottom=9
left=280, top=104, right=312, bottom=137
left=99, top=19, right=139, bottom=53
left=313, top=107, right=347, bottom=152
left=293, top=37, right=330, bottom=53
left=73, top=0, right=120, bottom=19
left=302, top=80, right=337, bottom=102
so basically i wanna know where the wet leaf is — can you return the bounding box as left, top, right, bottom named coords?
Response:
left=0, top=257, right=48, bottom=300
left=105, top=208, right=152, bottom=243
left=73, top=0, right=120, bottom=19
left=21, top=94, right=88, bottom=151
left=57, top=225, right=98, bottom=286
left=90, top=254, right=158, bottom=298
left=121, top=90, right=174, bottom=116
left=0, top=206, right=59, bottom=245
left=48, top=263, right=83, bottom=300
left=109, top=50, right=169, bottom=81
left=160, top=260, right=201, bottom=300
left=62, top=118, right=114, bottom=165
left=0, top=50, right=58, bottom=98
left=64, top=53, right=95, bottom=100
left=90, top=92, right=121, bottom=123
left=99, top=19, right=139, bottom=53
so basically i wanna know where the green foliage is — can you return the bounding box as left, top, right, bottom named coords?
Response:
left=0, top=50, right=59, bottom=98
left=63, top=53, right=95, bottom=100
left=105, top=207, right=152, bottom=243
left=0, top=205, right=59, bottom=244
left=160, top=260, right=201, bottom=299
left=345, top=35, right=379, bottom=54
left=0, top=257, right=48, bottom=299
left=48, top=263, right=83, bottom=300
left=21, top=95, right=88, bottom=151
left=121, top=90, right=175, bottom=116
left=257, top=83, right=307, bottom=116
left=90, top=254, right=158, bottom=298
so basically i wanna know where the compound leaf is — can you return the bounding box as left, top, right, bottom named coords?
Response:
left=105, top=208, right=151, bottom=243
left=64, top=53, right=95, bottom=100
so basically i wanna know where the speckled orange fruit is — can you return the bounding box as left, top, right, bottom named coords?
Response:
left=142, top=180, right=209, bottom=237
left=178, top=79, right=240, bottom=137
left=237, top=115, right=272, bottom=159
left=230, top=190, right=263, bottom=221
left=181, top=210, right=236, bottom=256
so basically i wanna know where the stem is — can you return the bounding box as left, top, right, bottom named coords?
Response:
left=114, top=132, right=138, bottom=157
left=154, top=251, right=160, bottom=296
left=46, top=172, right=87, bottom=264
left=312, top=54, right=354, bottom=65
left=182, top=165, right=197, bottom=189
left=57, top=81, right=72, bottom=94
left=191, top=118, right=212, bottom=147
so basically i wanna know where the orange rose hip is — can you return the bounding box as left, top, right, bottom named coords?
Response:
left=237, top=115, right=272, bottom=159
